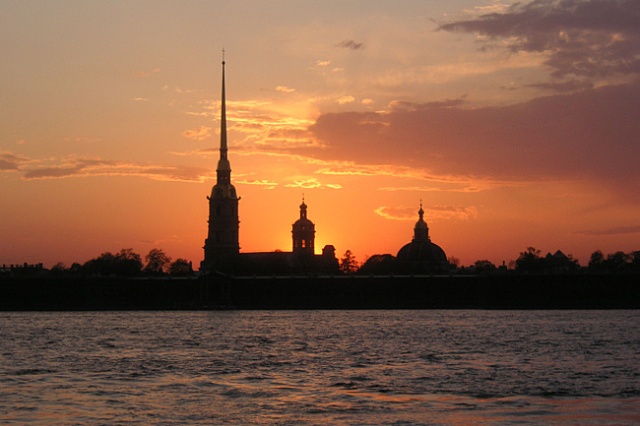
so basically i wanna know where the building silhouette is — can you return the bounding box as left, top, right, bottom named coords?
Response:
left=396, top=202, right=448, bottom=273
left=200, top=60, right=337, bottom=276
left=201, top=59, right=240, bottom=273
left=292, top=198, right=315, bottom=257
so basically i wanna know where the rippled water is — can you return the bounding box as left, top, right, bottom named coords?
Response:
left=1, top=310, right=639, bottom=425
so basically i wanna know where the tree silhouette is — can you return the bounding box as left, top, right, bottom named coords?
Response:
left=339, top=250, right=358, bottom=274
left=50, top=262, right=67, bottom=274
left=515, top=247, right=544, bottom=272
left=169, top=258, right=193, bottom=276
left=144, top=248, right=172, bottom=275
left=448, top=256, right=461, bottom=269
left=631, top=251, right=640, bottom=269
left=83, top=248, right=142, bottom=276
left=474, top=259, right=497, bottom=274
left=588, top=250, right=605, bottom=271
left=358, top=254, right=396, bottom=275
left=604, top=251, right=630, bottom=272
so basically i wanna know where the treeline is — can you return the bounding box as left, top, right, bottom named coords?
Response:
left=463, top=247, right=640, bottom=274
left=4, top=246, right=640, bottom=278
left=47, top=248, right=194, bottom=277
left=355, top=247, right=640, bottom=275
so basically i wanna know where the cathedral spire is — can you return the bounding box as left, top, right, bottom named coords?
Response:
left=202, top=53, right=240, bottom=273
left=217, top=54, right=231, bottom=182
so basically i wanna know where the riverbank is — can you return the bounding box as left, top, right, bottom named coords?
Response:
left=1, top=274, right=639, bottom=310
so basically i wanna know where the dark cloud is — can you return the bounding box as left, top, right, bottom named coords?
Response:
left=389, top=97, right=467, bottom=111
left=306, top=79, right=640, bottom=198
left=526, top=79, right=594, bottom=93
left=20, top=158, right=210, bottom=182
left=0, top=152, right=29, bottom=170
left=0, top=159, right=20, bottom=171
left=439, top=0, right=640, bottom=83
left=23, top=165, right=85, bottom=179
left=576, top=225, right=640, bottom=236
left=337, top=39, right=364, bottom=50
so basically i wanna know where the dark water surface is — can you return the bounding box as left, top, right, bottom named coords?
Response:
left=1, top=310, right=639, bottom=425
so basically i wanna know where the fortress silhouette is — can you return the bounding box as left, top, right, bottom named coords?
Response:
left=2, top=60, right=638, bottom=311
left=199, top=60, right=449, bottom=276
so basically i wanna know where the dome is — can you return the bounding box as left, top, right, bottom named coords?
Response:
left=395, top=202, right=449, bottom=272
left=292, top=217, right=314, bottom=230
left=293, top=200, right=314, bottom=230
left=397, top=240, right=447, bottom=263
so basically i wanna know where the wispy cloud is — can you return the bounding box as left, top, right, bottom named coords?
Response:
left=375, top=205, right=478, bottom=221
left=575, top=225, right=640, bottom=237
left=275, top=86, right=296, bottom=93
left=134, top=68, right=160, bottom=78
left=387, top=97, right=467, bottom=112
left=337, top=39, right=364, bottom=50
left=163, top=85, right=195, bottom=94
left=284, top=178, right=342, bottom=190
left=337, top=95, right=356, bottom=105
left=0, top=151, right=30, bottom=171
left=236, top=179, right=279, bottom=190
left=183, top=126, right=212, bottom=141
left=9, top=154, right=212, bottom=183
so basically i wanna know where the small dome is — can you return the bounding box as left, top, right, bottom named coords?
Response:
left=293, top=217, right=314, bottom=230
left=415, top=219, right=428, bottom=230
left=211, top=183, right=237, bottom=199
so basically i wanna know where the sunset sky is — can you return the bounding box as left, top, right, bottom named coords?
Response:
left=2, top=0, right=639, bottom=269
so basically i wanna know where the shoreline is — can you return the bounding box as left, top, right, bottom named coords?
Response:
left=1, top=274, right=639, bottom=310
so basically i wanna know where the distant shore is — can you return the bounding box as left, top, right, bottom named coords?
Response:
left=1, top=274, right=639, bottom=310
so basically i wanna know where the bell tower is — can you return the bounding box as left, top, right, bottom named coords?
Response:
left=292, top=197, right=315, bottom=256
left=201, top=57, right=240, bottom=273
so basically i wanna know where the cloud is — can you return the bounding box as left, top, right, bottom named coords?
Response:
left=134, top=68, right=160, bottom=78
left=316, top=60, right=331, bottom=67
left=575, top=225, right=640, bottom=236
left=526, top=79, right=594, bottom=93
left=387, top=97, right=467, bottom=112
left=275, top=86, right=296, bottom=93
left=337, top=95, right=356, bottom=105
left=374, top=205, right=478, bottom=221
left=16, top=156, right=212, bottom=183
left=183, top=126, right=212, bottom=141
left=0, top=152, right=29, bottom=171
left=306, top=79, right=640, bottom=200
left=236, top=179, right=279, bottom=190
left=337, top=39, right=364, bottom=50
left=439, top=0, right=640, bottom=86
left=163, top=85, right=195, bottom=94
left=63, top=136, right=102, bottom=144
left=284, top=178, right=342, bottom=189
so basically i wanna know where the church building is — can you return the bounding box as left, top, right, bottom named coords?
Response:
left=200, top=59, right=337, bottom=276
left=201, top=58, right=240, bottom=273
left=396, top=202, right=449, bottom=273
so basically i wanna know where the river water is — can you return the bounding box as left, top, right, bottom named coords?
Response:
left=1, top=310, right=639, bottom=425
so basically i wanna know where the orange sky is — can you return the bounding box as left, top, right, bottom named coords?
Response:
left=1, top=0, right=639, bottom=269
